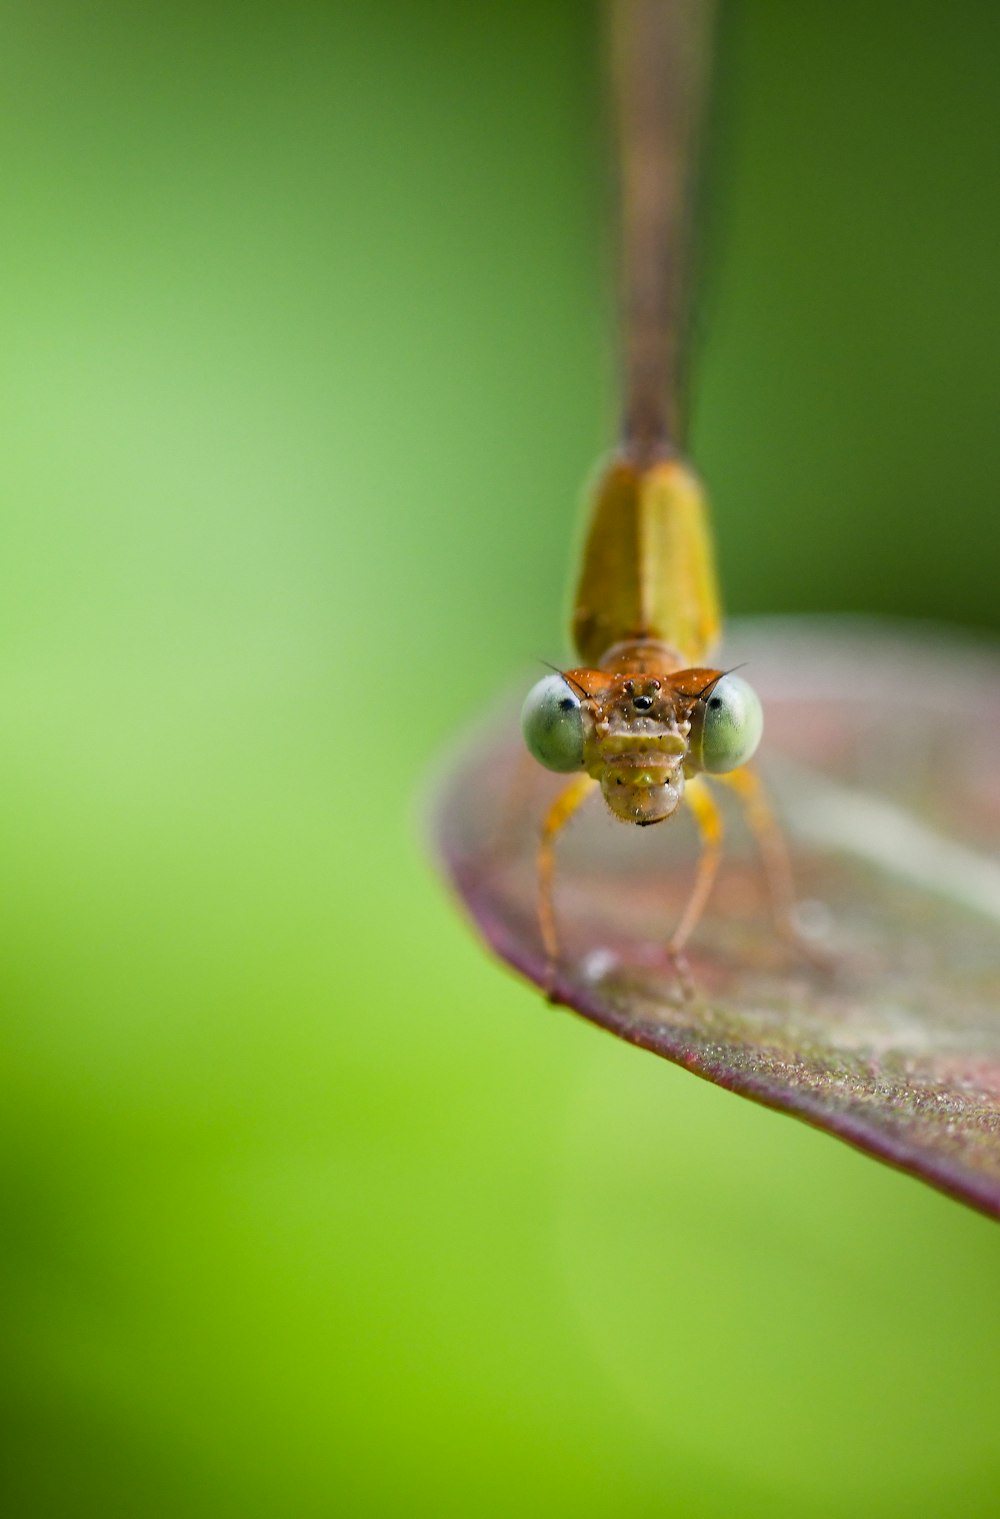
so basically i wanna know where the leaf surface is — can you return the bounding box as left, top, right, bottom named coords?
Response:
left=434, top=620, right=1000, bottom=1219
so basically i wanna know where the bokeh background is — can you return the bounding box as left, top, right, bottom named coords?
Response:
left=3, top=2, right=1000, bottom=1514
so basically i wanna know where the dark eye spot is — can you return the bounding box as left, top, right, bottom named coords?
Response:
left=632, top=694, right=654, bottom=712
left=558, top=697, right=575, bottom=711
left=708, top=696, right=723, bottom=709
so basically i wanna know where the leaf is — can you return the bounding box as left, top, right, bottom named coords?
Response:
left=433, top=619, right=1000, bottom=1220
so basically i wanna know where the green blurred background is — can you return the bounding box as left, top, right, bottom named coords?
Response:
left=2, top=2, right=1000, bottom=1514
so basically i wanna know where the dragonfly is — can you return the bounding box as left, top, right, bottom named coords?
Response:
left=519, top=0, right=796, bottom=991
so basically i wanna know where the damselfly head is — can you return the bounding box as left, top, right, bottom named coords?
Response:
left=582, top=673, right=689, bottom=825
left=521, top=663, right=764, bottom=825
left=521, top=668, right=690, bottom=825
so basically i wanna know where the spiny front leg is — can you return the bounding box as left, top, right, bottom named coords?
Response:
left=537, top=773, right=598, bottom=1000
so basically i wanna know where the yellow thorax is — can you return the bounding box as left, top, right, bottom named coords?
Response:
left=571, top=454, right=722, bottom=669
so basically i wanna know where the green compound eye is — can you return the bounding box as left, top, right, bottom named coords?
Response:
left=521, top=674, right=586, bottom=773
left=690, top=672, right=763, bottom=774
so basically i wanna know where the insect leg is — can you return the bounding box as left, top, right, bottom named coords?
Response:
left=669, top=774, right=724, bottom=960
left=716, top=764, right=796, bottom=933
left=538, top=773, right=598, bottom=998
left=717, top=765, right=830, bottom=969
